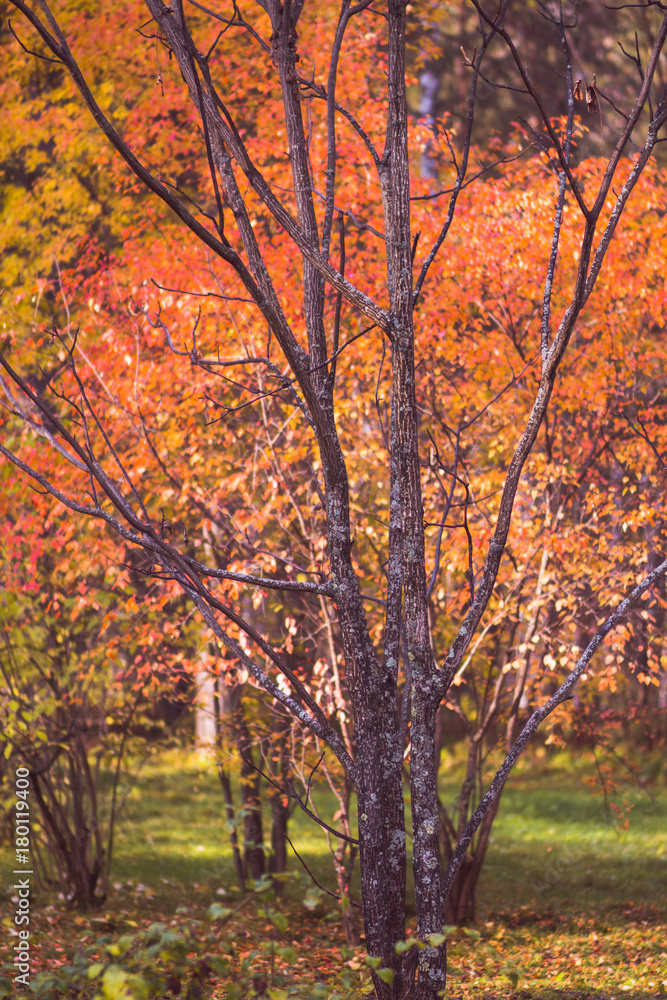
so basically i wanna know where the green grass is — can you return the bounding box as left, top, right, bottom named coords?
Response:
left=106, top=746, right=667, bottom=915
left=466, top=760, right=667, bottom=920
left=105, top=749, right=352, bottom=897
left=1, top=746, right=665, bottom=998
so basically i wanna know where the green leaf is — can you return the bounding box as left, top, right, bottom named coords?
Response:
left=303, top=887, right=323, bottom=910
left=87, top=964, right=105, bottom=980
left=502, top=963, right=520, bottom=991
left=463, top=928, right=481, bottom=942
left=428, top=933, right=446, bottom=948
left=377, top=969, right=395, bottom=986
left=254, top=875, right=274, bottom=896
left=310, top=983, right=330, bottom=999
left=271, top=913, right=289, bottom=933
left=277, top=946, right=298, bottom=964
left=364, top=955, right=381, bottom=969
left=394, top=937, right=421, bottom=954
left=207, top=957, right=229, bottom=975
left=206, top=903, right=232, bottom=921
left=145, top=923, right=168, bottom=939
left=101, top=965, right=149, bottom=1000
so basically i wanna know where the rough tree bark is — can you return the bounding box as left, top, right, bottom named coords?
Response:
left=2, top=2, right=667, bottom=997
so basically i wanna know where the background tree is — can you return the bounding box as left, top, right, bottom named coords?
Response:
left=0, top=475, right=201, bottom=906
left=410, top=148, right=667, bottom=921
left=1, top=2, right=667, bottom=999
left=408, top=2, right=667, bottom=160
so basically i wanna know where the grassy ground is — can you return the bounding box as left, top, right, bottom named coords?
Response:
left=0, top=747, right=665, bottom=998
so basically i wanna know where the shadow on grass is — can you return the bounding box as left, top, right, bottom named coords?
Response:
left=527, top=992, right=657, bottom=1000
left=111, top=852, right=239, bottom=886
left=470, top=992, right=660, bottom=1000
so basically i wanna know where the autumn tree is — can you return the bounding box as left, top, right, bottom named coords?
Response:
left=410, top=147, right=667, bottom=921
left=2, top=2, right=667, bottom=998
left=0, top=451, right=219, bottom=875
left=0, top=473, right=202, bottom=906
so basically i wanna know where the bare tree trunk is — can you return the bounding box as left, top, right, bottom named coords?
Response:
left=194, top=668, right=217, bottom=749
left=218, top=765, right=245, bottom=889
left=218, top=680, right=265, bottom=882
left=32, top=748, right=106, bottom=909
left=231, top=692, right=265, bottom=882
left=266, top=714, right=291, bottom=883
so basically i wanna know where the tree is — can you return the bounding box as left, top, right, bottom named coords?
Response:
left=409, top=2, right=667, bottom=158
left=410, top=148, right=667, bottom=922
left=0, top=472, right=200, bottom=906
left=2, top=2, right=667, bottom=997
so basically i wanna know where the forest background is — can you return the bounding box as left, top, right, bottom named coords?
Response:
left=0, top=1, right=666, bottom=999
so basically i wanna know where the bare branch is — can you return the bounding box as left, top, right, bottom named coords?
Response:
left=442, top=554, right=667, bottom=903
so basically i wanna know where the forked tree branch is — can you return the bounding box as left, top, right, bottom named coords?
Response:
left=441, top=553, right=667, bottom=903
left=435, top=15, right=667, bottom=704
left=0, top=350, right=357, bottom=773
